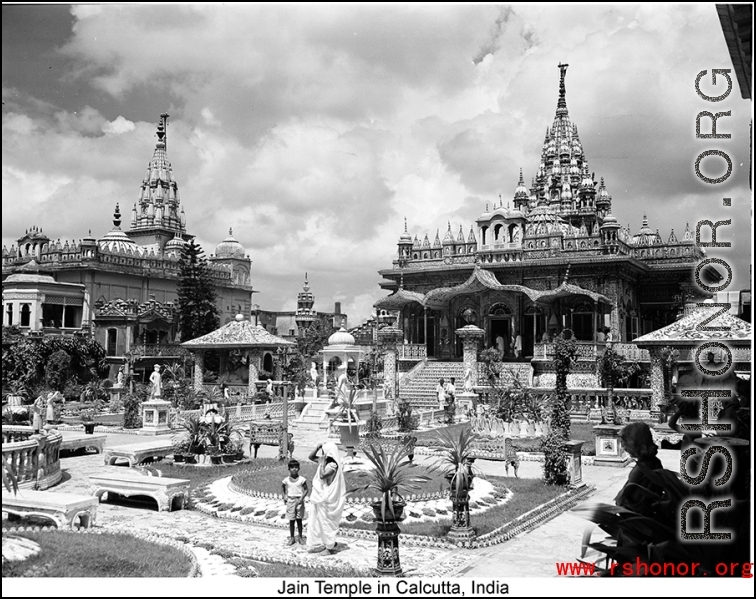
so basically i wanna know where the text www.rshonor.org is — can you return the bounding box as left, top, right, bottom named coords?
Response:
left=555, top=560, right=753, bottom=577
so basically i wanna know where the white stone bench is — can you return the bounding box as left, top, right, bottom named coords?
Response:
left=60, top=432, right=107, bottom=455
left=102, top=439, right=174, bottom=467
left=2, top=489, right=98, bottom=529
left=89, top=472, right=190, bottom=512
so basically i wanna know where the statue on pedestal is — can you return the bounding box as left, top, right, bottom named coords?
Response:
left=149, top=364, right=162, bottom=399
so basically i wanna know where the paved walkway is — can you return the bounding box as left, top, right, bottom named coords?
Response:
left=7, top=425, right=681, bottom=578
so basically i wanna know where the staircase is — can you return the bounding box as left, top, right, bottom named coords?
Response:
left=398, top=361, right=466, bottom=407
left=291, top=399, right=332, bottom=431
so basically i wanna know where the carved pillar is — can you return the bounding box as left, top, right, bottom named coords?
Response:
left=648, top=347, right=664, bottom=420
left=193, top=351, right=204, bottom=392
left=455, top=325, right=485, bottom=385
left=609, top=281, right=621, bottom=341
left=247, top=350, right=259, bottom=396
left=378, top=326, right=403, bottom=400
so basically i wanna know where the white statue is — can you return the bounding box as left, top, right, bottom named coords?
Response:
left=336, top=365, right=349, bottom=398
left=463, top=368, right=473, bottom=393
left=309, top=362, right=318, bottom=387
left=116, top=366, right=124, bottom=386
left=149, top=364, right=162, bottom=399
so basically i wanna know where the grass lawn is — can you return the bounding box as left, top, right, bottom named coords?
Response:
left=231, top=462, right=449, bottom=500
left=2, top=531, right=192, bottom=577
left=339, top=475, right=566, bottom=536
left=153, top=458, right=281, bottom=491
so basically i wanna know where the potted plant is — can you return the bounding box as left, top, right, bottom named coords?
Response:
left=172, top=437, right=190, bottom=462
left=180, top=415, right=206, bottom=457
left=331, top=387, right=361, bottom=454
left=351, top=439, right=430, bottom=576
left=206, top=445, right=224, bottom=465
left=80, top=408, right=97, bottom=434
left=433, top=427, right=480, bottom=542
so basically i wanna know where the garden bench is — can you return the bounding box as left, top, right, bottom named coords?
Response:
left=59, top=432, right=107, bottom=455
left=469, top=437, right=520, bottom=477
left=358, top=435, right=417, bottom=462
left=102, top=439, right=174, bottom=467
left=246, top=422, right=287, bottom=458
left=2, top=489, right=98, bottom=529
left=89, top=471, right=190, bottom=512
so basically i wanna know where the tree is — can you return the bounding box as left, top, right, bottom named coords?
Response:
left=596, top=346, right=639, bottom=424
left=285, top=318, right=332, bottom=392
left=543, top=328, right=578, bottom=485
left=176, top=239, right=220, bottom=342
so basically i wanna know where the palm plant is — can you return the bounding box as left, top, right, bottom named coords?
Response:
left=433, top=427, right=480, bottom=498
left=179, top=414, right=206, bottom=454
left=353, top=439, right=430, bottom=522
left=335, top=386, right=359, bottom=425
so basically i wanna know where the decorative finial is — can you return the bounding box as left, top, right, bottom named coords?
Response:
left=499, top=194, right=502, bottom=207
left=404, top=217, right=408, bottom=233
left=518, top=168, right=524, bottom=185
left=399, top=272, right=404, bottom=290
left=158, top=112, right=169, bottom=151
left=113, top=203, right=122, bottom=228
left=229, top=227, right=233, bottom=236
left=557, top=63, right=569, bottom=112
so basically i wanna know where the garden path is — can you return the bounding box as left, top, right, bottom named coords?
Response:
left=42, top=427, right=679, bottom=578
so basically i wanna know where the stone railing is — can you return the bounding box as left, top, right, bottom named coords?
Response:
left=473, top=387, right=652, bottom=413
left=533, top=342, right=650, bottom=362
left=2, top=426, right=63, bottom=490
left=177, top=402, right=298, bottom=425
left=398, top=344, right=427, bottom=361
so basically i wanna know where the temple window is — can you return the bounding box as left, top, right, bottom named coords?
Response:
left=107, top=328, right=118, bottom=356
left=20, top=304, right=31, bottom=327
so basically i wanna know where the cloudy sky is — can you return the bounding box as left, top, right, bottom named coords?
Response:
left=2, top=4, right=751, bottom=324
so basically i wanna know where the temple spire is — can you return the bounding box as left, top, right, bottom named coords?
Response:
left=557, top=63, right=569, bottom=115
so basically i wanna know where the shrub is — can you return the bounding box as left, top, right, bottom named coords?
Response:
left=122, top=385, right=146, bottom=429
left=397, top=399, right=417, bottom=432
left=364, top=409, right=382, bottom=440
left=45, top=350, right=72, bottom=392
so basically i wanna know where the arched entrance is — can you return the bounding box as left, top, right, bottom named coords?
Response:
left=488, top=303, right=512, bottom=357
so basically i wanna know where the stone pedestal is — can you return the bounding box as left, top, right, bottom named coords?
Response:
left=193, top=351, right=205, bottom=392
left=592, top=424, right=630, bottom=467
left=375, top=520, right=403, bottom=577
left=378, top=326, right=403, bottom=400
left=139, top=399, right=173, bottom=436
left=448, top=495, right=476, bottom=543
left=564, top=439, right=585, bottom=487
left=455, top=325, right=485, bottom=387
left=457, top=391, right=477, bottom=415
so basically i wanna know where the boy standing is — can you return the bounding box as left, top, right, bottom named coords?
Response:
left=282, top=459, right=308, bottom=545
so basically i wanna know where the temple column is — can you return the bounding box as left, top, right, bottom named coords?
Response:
left=378, top=326, right=403, bottom=400
left=193, top=351, right=204, bottom=392
left=455, top=325, right=485, bottom=385
left=648, top=347, right=664, bottom=421
left=247, top=350, right=259, bottom=396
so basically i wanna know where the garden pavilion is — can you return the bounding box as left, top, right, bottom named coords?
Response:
left=182, top=314, right=295, bottom=396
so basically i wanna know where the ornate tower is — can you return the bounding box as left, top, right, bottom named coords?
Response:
left=128, top=113, right=188, bottom=253
left=294, top=273, right=318, bottom=335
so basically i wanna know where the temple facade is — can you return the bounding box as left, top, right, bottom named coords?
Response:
left=2, top=114, right=255, bottom=377
left=376, top=65, right=704, bottom=370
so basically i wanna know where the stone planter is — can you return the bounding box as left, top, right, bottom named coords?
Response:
left=82, top=423, right=96, bottom=435
left=209, top=454, right=223, bottom=465
left=173, top=453, right=185, bottom=463
left=336, top=421, right=361, bottom=456
left=221, top=453, right=236, bottom=463
left=182, top=454, right=197, bottom=464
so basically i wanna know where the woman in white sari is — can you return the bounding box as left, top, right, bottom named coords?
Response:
left=306, top=441, right=346, bottom=554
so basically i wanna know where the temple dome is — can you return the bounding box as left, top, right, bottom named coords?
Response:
left=328, top=327, right=355, bottom=346
left=215, top=228, right=246, bottom=259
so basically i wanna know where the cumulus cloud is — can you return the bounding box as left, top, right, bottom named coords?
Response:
left=102, top=115, right=135, bottom=135
left=2, top=4, right=751, bottom=323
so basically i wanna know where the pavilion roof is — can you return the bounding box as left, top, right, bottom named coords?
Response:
left=374, top=265, right=613, bottom=311
left=633, top=304, right=752, bottom=347
left=181, top=317, right=295, bottom=349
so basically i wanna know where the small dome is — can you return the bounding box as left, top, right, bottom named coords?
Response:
left=328, top=327, right=355, bottom=346
left=165, top=234, right=186, bottom=253
left=215, top=228, right=246, bottom=259
left=99, top=230, right=144, bottom=256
